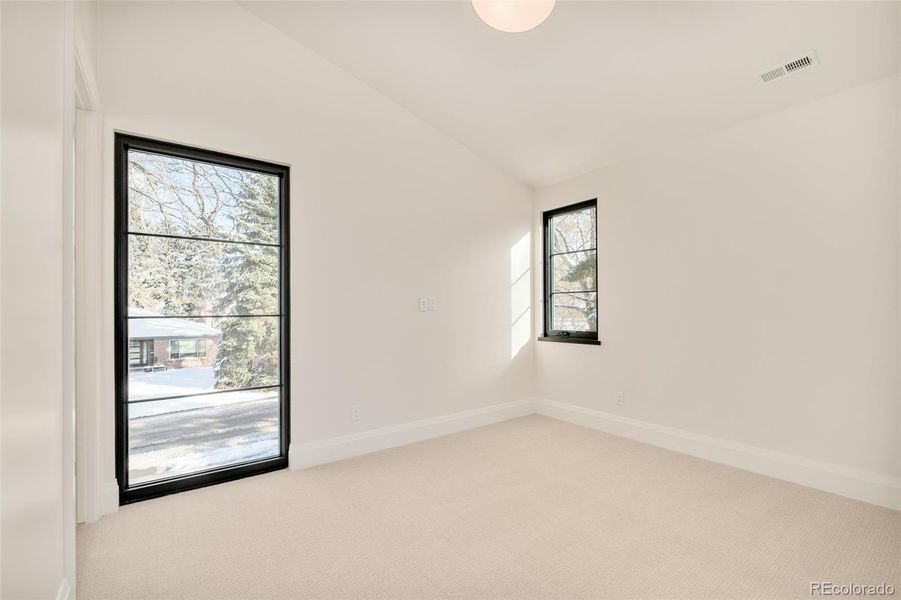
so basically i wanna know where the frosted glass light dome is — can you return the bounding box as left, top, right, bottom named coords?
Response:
left=471, top=0, right=556, bottom=33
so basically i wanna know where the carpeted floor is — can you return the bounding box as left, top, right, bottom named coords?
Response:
left=77, top=415, right=901, bottom=599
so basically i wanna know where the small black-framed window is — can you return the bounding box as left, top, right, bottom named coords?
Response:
left=540, top=199, right=601, bottom=346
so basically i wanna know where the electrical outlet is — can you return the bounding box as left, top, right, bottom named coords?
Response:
left=350, top=405, right=361, bottom=421
left=616, top=392, right=624, bottom=406
left=418, top=298, right=429, bottom=312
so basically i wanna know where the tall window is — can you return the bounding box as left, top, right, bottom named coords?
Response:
left=115, top=134, right=290, bottom=503
left=541, top=199, right=600, bottom=345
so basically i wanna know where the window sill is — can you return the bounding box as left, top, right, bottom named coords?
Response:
left=537, top=336, right=601, bottom=346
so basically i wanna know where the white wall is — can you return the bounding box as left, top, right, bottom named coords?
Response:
left=92, top=0, right=533, bottom=488
left=74, top=2, right=97, bottom=74
left=535, top=76, right=901, bottom=488
left=1, top=1, right=76, bottom=598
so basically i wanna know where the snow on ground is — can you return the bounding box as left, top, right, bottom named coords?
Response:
left=129, top=388, right=279, bottom=418
left=129, top=438, right=280, bottom=485
left=129, top=367, right=277, bottom=417
left=128, top=404, right=280, bottom=487
left=127, top=366, right=281, bottom=484
left=129, top=366, right=217, bottom=400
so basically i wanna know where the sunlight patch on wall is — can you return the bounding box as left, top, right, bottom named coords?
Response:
left=510, top=233, right=531, bottom=359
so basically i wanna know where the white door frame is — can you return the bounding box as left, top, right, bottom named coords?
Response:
left=74, top=24, right=117, bottom=523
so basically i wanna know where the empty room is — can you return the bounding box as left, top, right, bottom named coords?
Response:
left=1, top=0, right=900, bottom=598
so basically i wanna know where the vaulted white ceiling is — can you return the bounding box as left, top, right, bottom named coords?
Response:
left=242, top=1, right=899, bottom=187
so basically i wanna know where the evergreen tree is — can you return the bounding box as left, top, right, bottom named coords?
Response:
left=214, top=175, right=280, bottom=388
left=128, top=154, right=281, bottom=385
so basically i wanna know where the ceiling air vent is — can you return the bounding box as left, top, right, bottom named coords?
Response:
left=758, top=51, right=819, bottom=85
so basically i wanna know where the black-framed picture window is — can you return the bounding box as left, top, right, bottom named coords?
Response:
left=541, top=199, right=600, bottom=345
left=115, top=134, right=290, bottom=503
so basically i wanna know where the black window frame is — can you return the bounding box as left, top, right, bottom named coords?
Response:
left=114, top=133, right=291, bottom=504
left=539, top=198, right=601, bottom=346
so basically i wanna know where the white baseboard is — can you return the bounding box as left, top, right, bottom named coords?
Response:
left=290, top=399, right=535, bottom=470
left=77, top=480, right=118, bottom=524
left=56, top=578, right=72, bottom=600
left=535, top=398, right=901, bottom=511
left=287, top=396, right=899, bottom=511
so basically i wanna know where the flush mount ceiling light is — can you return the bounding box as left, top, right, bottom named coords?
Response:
left=472, top=0, right=556, bottom=33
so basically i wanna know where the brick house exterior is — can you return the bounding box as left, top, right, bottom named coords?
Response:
left=128, top=308, right=222, bottom=371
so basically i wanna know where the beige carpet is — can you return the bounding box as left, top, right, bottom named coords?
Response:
left=77, top=415, right=901, bottom=599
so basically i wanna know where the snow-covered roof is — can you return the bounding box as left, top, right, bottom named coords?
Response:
left=129, top=308, right=222, bottom=339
